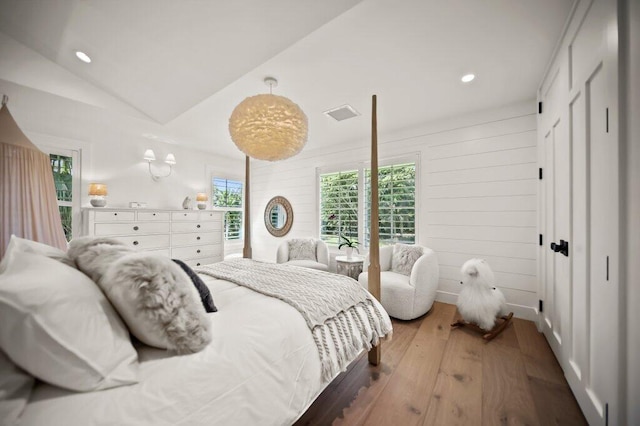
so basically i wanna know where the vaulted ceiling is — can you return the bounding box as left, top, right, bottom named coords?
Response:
left=0, top=0, right=574, bottom=159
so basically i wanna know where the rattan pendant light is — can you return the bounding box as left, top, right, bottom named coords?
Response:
left=229, top=77, right=308, bottom=161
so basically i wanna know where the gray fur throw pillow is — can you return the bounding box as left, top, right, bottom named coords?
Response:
left=68, top=237, right=212, bottom=354
left=288, top=238, right=317, bottom=261
left=391, top=244, right=423, bottom=276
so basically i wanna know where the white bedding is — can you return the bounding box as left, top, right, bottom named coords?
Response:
left=19, top=275, right=330, bottom=426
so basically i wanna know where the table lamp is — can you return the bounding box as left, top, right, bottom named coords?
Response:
left=88, top=183, right=107, bottom=207
left=196, top=192, right=208, bottom=210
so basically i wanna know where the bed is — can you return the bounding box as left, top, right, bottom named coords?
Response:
left=0, top=96, right=386, bottom=426
left=16, top=273, right=388, bottom=426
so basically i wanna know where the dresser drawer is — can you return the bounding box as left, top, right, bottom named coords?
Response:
left=183, top=255, right=223, bottom=268
left=198, top=211, right=223, bottom=221
left=171, top=211, right=199, bottom=221
left=116, top=234, right=170, bottom=250
left=94, top=211, right=135, bottom=222
left=172, top=245, right=222, bottom=259
left=144, top=248, right=171, bottom=257
left=94, top=222, right=170, bottom=236
left=137, top=211, right=170, bottom=221
left=171, top=221, right=221, bottom=233
left=172, top=232, right=221, bottom=246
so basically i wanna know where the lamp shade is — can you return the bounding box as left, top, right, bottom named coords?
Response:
left=165, top=153, right=176, bottom=165
left=229, top=93, right=308, bottom=161
left=143, top=149, right=156, bottom=162
left=196, top=192, right=208, bottom=202
left=88, top=183, right=107, bottom=196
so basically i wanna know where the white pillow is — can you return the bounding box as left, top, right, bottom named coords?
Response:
left=288, top=238, right=317, bottom=261
left=0, top=250, right=138, bottom=392
left=0, top=235, right=72, bottom=273
left=0, top=349, right=34, bottom=426
left=391, top=244, right=423, bottom=276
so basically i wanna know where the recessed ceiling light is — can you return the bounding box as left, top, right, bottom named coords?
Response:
left=75, top=51, right=91, bottom=63
left=461, top=73, right=475, bottom=83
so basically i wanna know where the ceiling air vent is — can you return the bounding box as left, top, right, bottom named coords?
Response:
left=323, top=104, right=360, bottom=121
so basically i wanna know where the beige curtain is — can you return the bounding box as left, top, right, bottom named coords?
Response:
left=0, top=102, right=67, bottom=258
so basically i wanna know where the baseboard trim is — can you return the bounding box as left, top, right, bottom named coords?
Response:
left=435, top=290, right=538, bottom=322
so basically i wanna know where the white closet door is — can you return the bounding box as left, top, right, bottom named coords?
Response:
left=538, top=0, right=620, bottom=423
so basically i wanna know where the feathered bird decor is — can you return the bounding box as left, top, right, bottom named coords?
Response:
left=451, top=258, right=513, bottom=340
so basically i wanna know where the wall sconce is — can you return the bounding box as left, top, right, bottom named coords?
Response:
left=144, top=149, right=176, bottom=181
left=196, top=192, right=208, bottom=210
left=88, top=183, right=107, bottom=207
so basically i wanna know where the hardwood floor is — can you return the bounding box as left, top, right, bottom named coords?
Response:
left=295, top=302, right=587, bottom=426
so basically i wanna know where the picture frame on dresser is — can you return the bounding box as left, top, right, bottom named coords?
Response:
left=81, top=208, right=224, bottom=267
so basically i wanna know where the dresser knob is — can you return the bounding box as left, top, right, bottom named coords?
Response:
left=153, top=213, right=156, bottom=216
left=197, top=263, right=201, bottom=266
left=133, top=241, right=139, bottom=246
left=114, top=213, right=118, bottom=216
left=197, top=224, right=201, bottom=229
left=197, top=236, right=201, bottom=240
left=133, top=226, right=139, bottom=231
left=197, top=249, right=201, bottom=254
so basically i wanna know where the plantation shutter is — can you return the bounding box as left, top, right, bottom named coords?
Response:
left=365, top=163, right=416, bottom=246
left=212, top=178, right=243, bottom=241
left=319, top=170, right=359, bottom=245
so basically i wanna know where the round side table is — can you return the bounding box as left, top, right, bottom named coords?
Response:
left=336, top=255, right=364, bottom=280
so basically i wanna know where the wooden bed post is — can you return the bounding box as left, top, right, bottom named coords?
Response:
left=243, top=155, right=252, bottom=259
left=368, top=95, right=381, bottom=366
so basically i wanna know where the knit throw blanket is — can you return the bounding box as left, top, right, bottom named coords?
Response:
left=196, top=259, right=392, bottom=382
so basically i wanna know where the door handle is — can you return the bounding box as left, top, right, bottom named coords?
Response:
left=550, top=239, right=569, bottom=257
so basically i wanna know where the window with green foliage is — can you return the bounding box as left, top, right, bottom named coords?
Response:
left=319, top=170, right=359, bottom=245
left=319, top=160, right=416, bottom=247
left=50, top=154, right=73, bottom=241
left=365, top=163, right=416, bottom=246
left=212, top=178, right=243, bottom=241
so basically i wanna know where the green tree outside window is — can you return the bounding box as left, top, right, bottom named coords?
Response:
left=49, top=154, right=73, bottom=241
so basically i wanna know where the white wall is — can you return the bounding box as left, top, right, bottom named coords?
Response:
left=250, top=100, right=538, bottom=319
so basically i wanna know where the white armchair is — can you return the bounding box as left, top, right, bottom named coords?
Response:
left=276, top=238, right=330, bottom=272
left=359, top=244, right=439, bottom=320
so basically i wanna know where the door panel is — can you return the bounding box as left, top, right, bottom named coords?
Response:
left=554, top=116, right=571, bottom=352
left=541, top=114, right=570, bottom=362
left=587, top=62, right=617, bottom=416
left=570, top=92, right=589, bottom=378
left=538, top=0, right=620, bottom=423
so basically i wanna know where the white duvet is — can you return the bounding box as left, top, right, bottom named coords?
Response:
left=19, top=276, right=328, bottom=426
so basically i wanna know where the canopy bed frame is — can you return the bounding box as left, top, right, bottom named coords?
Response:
left=242, top=95, right=383, bottom=366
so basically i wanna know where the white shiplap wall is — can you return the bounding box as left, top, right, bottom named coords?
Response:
left=250, top=101, right=538, bottom=319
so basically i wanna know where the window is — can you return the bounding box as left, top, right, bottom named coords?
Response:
left=50, top=153, right=73, bottom=240
left=319, top=170, right=359, bottom=245
left=365, top=163, right=416, bottom=246
left=212, top=177, right=243, bottom=241
left=319, top=159, right=417, bottom=247
left=47, top=150, right=80, bottom=242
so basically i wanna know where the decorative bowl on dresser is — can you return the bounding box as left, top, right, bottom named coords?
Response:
left=82, top=208, right=224, bottom=267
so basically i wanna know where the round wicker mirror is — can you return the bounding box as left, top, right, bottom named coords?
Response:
left=264, top=196, right=293, bottom=237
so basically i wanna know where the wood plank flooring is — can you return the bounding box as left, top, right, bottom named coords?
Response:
left=294, top=302, right=586, bottom=426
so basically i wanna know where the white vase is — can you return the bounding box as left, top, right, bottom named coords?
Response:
left=346, top=247, right=353, bottom=260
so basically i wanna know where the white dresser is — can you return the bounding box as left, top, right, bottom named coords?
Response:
left=82, top=208, right=224, bottom=267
